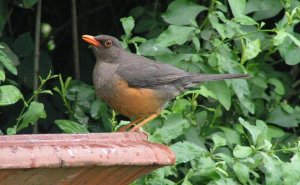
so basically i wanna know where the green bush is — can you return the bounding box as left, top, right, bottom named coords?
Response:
left=121, top=0, right=300, bottom=184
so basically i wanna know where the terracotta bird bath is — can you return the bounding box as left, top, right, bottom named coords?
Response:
left=0, top=132, right=175, bottom=185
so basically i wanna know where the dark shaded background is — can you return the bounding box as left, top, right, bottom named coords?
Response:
left=9, top=0, right=150, bottom=81
left=0, top=0, right=174, bottom=132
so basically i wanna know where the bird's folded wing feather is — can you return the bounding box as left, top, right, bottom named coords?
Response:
left=116, top=55, right=190, bottom=88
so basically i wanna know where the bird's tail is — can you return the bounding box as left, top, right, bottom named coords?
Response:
left=190, top=73, right=250, bottom=83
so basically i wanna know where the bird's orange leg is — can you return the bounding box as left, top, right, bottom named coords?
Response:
left=130, top=113, right=159, bottom=132
left=117, top=117, right=144, bottom=132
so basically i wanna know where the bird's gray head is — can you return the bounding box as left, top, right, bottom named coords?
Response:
left=82, top=34, right=123, bottom=61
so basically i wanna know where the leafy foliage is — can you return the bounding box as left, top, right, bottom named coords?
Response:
left=55, top=119, right=89, bottom=133
left=120, top=0, right=300, bottom=184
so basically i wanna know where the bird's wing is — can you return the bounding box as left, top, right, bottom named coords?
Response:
left=116, top=54, right=190, bottom=88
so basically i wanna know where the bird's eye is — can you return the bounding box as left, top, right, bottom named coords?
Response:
left=104, top=40, right=112, bottom=47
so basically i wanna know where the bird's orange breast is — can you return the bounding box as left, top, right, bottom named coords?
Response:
left=99, top=78, right=163, bottom=118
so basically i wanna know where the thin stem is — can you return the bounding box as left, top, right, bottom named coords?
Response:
left=56, top=75, right=73, bottom=114
left=231, top=29, right=275, bottom=40
left=71, top=0, right=80, bottom=80
left=272, top=147, right=298, bottom=152
left=62, top=95, right=73, bottom=114
left=198, top=0, right=216, bottom=31
left=210, top=104, right=221, bottom=126
left=33, top=0, right=42, bottom=134
left=109, top=110, right=117, bottom=131
left=15, top=77, right=49, bottom=131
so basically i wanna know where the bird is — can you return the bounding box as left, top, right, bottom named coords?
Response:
left=82, top=34, right=249, bottom=132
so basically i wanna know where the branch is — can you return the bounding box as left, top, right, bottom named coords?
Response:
left=71, top=0, right=80, bottom=80
left=33, top=0, right=42, bottom=134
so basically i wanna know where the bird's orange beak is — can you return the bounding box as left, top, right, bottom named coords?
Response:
left=82, top=35, right=100, bottom=47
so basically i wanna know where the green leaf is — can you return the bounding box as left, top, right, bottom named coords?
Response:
left=74, top=105, right=89, bottom=124
left=150, top=113, right=189, bottom=144
left=233, top=15, right=258, bottom=25
left=182, top=170, right=194, bottom=185
left=205, top=81, right=231, bottom=110
left=40, top=90, right=53, bottom=95
left=278, top=34, right=300, bottom=65
left=23, top=0, right=39, bottom=8
left=281, top=102, right=294, bottom=114
left=192, top=37, right=200, bottom=51
left=55, top=119, right=89, bottom=133
left=286, top=32, right=300, bottom=48
left=245, top=0, right=283, bottom=20
left=171, top=141, right=206, bottom=164
left=129, top=36, right=146, bottom=43
left=267, top=125, right=285, bottom=139
left=281, top=46, right=300, bottom=65
left=140, top=178, right=176, bottom=185
left=139, top=39, right=172, bottom=57
left=0, top=47, right=18, bottom=75
left=255, top=120, right=269, bottom=143
left=18, top=101, right=47, bottom=131
left=6, top=126, right=17, bottom=135
left=156, top=25, right=195, bottom=47
left=120, top=16, right=135, bottom=37
left=219, top=127, right=241, bottom=147
left=233, top=162, right=250, bottom=184
left=209, top=178, right=240, bottom=185
left=261, top=139, right=272, bottom=152
left=268, top=78, right=285, bottom=95
left=190, top=156, right=218, bottom=178
left=90, top=100, right=101, bottom=119
left=67, top=85, right=95, bottom=101
left=0, top=85, right=23, bottom=106
left=274, top=30, right=287, bottom=46
left=0, top=68, right=5, bottom=81
left=182, top=179, right=193, bottom=185
left=261, top=153, right=283, bottom=185
left=239, top=117, right=261, bottom=144
left=282, top=152, right=300, bottom=185
left=228, top=0, right=246, bottom=18
left=209, top=14, right=234, bottom=40
left=194, top=85, right=217, bottom=100
left=172, top=98, right=191, bottom=113
left=184, top=125, right=206, bottom=148
left=12, top=32, right=34, bottom=57
left=232, top=79, right=254, bottom=114
left=162, top=0, right=207, bottom=25
left=212, top=133, right=227, bottom=150
left=274, top=30, right=300, bottom=49
left=250, top=76, right=268, bottom=89
left=266, top=106, right=300, bottom=127
left=0, top=42, right=20, bottom=66
left=241, top=39, right=261, bottom=63
left=233, top=145, right=253, bottom=158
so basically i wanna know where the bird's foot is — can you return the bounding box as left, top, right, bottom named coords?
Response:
left=117, top=117, right=144, bottom=132
left=129, top=113, right=159, bottom=132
